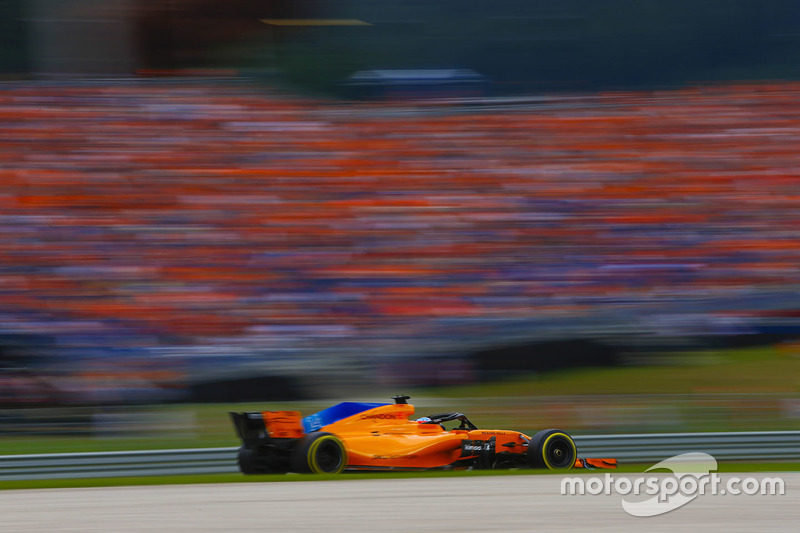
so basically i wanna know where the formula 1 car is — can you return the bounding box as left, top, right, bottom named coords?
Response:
left=229, top=396, right=616, bottom=474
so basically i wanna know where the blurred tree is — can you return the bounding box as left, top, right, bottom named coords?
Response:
left=0, top=0, right=29, bottom=75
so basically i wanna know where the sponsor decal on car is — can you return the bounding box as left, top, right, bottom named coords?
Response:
left=360, top=413, right=405, bottom=420
left=460, top=439, right=493, bottom=457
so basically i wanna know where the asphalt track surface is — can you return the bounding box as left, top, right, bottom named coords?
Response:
left=3, top=473, right=797, bottom=532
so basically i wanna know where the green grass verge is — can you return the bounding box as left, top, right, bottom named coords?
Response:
left=4, top=462, right=799, bottom=491
left=2, top=345, right=798, bottom=456
left=430, top=345, right=800, bottom=397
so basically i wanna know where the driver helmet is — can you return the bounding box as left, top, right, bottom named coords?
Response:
left=416, top=417, right=433, bottom=423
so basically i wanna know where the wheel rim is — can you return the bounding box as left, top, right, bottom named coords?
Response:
left=544, top=435, right=574, bottom=469
left=315, top=439, right=344, bottom=473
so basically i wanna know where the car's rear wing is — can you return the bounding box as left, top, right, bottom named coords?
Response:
left=229, top=411, right=305, bottom=445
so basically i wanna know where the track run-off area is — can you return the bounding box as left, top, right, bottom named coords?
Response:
left=2, top=473, right=798, bottom=532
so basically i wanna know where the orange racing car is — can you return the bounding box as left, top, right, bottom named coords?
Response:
left=230, top=396, right=615, bottom=474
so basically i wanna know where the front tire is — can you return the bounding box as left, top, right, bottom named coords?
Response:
left=291, top=432, right=347, bottom=474
left=527, top=429, right=577, bottom=470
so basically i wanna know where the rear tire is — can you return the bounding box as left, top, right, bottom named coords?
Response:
left=237, top=445, right=290, bottom=474
left=291, top=432, right=347, bottom=474
left=237, top=446, right=264, bottom=474
left=527, top=429, right=577, bottom=470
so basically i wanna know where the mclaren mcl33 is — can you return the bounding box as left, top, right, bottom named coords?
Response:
left=230, top=396, right=616, bottom=474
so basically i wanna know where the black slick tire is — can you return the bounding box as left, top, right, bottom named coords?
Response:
left=527, top=429, right=577, bottom=470
left=291, top=432, right=347, bottom=474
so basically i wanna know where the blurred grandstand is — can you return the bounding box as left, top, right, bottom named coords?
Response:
left=2, top=1, right=800, bottom=407
left=2, top=80, right=800, bottom=405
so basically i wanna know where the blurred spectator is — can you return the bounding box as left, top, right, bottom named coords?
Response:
left=1, top=81, right=800, bottom=402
